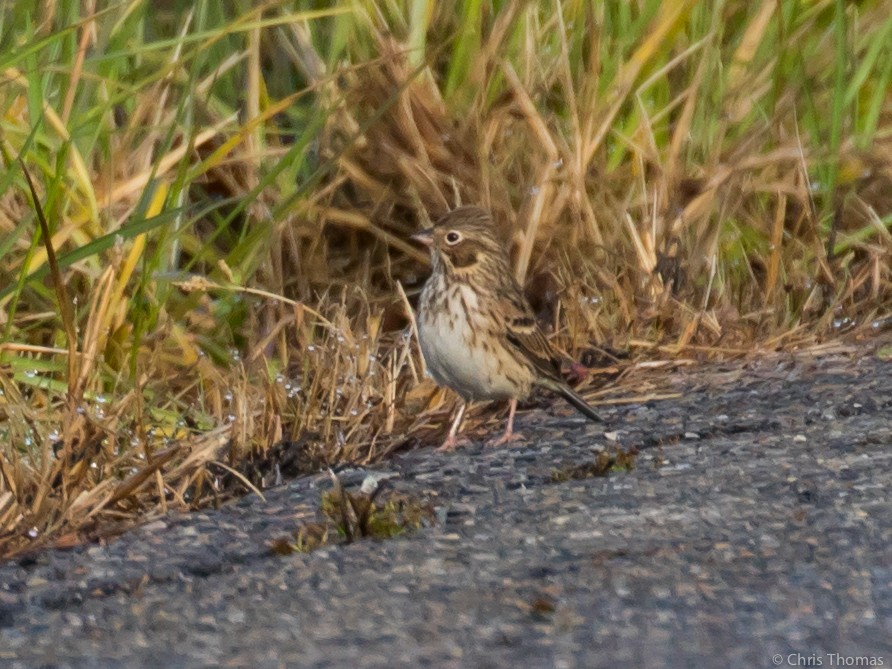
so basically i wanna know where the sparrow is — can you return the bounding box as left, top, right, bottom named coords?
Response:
left=412, top=206, right=601, bottom=450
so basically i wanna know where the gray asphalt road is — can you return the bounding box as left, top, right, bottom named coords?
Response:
left=2, top=340, right=890, bottom=669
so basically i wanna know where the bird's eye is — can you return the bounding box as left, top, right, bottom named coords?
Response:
left=445, top=231, right=462, bottom=245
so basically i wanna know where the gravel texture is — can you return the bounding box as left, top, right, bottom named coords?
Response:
left=1, top=339, right=891, bottom=669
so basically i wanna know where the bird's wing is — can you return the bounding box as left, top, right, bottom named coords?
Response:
left=497, top=285, right=603, bottom=423
left=501, top=290, right=563, bottom=381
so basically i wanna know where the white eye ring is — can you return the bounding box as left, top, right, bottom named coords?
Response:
left=445, top=231, right=462, bottom=245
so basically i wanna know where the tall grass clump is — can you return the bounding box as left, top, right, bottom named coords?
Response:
left=1, top=0, right=890, bottom=556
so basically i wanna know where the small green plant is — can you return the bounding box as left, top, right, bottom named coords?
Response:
left=270, top=471, right=434, bottom=554
left=551, top=446, right=639, bottom=482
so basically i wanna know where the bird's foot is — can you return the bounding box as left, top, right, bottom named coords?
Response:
left=436, top=435, right=473, bottom=452
left=487, top=431, right=525, bottom=448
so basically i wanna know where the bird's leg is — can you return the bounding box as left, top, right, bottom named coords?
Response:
left=437, top=401, right=468, bottom=451
left=489, top=398, right=524, bottom=447
left=503, top=397, right=518, bottom=440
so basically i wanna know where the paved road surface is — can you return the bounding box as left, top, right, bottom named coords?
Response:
left=1, top=340, right=890, bottom=668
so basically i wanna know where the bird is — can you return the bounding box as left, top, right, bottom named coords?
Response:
left=411, top=205, right=602, bottom=450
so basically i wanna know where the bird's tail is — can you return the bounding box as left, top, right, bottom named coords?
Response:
left=539, top=378, right=602, bottom=422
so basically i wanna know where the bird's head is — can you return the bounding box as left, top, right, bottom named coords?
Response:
left=411, top=206, right=508, bottom=274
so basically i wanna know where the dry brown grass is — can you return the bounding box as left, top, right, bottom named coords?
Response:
left=1, top=0, right=891, bottom=557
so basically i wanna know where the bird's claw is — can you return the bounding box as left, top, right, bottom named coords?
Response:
left=487, top=431, right=525, bottom=448
left=436, top=436, right=472, bottom=452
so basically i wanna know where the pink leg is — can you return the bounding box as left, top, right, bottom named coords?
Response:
left=490, top=398, right=523, bottom=446
left=437, top=402, right=467, bottom=451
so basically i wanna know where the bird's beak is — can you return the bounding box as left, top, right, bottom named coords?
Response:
left=411, top=228, right=434, bottom=247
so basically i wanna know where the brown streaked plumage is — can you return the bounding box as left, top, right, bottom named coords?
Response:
left=412, top=205, right=601, bottom=450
